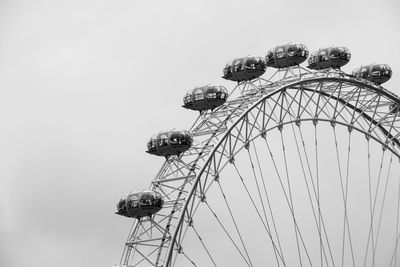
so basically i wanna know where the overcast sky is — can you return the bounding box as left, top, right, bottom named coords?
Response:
left=1, top=0, right=400, bottom=266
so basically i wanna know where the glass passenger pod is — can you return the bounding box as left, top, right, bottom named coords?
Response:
left=182, top=85, right=228, bottom=111
left=266, top=43, right=309, bottom=68
left=307, top=46, right=351, bottom=70
left=116, top=190, right=164, bottom=218
left=146, top=130, right=193, bottom=157
left=352, top=63, right=392, bottom=85
left=222, top=56, right=266, bottom=82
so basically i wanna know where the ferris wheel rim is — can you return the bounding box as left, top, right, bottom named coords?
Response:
left=163, top=75, right=400, bottom=266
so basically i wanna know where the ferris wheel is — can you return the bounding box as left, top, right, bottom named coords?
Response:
left=114, top=43, right=400, bottom=267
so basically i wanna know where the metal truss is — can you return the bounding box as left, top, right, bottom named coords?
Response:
left=117, top=67, right=400, bottom=267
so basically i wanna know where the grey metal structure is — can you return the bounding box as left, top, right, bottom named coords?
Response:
left=115, top=53, right=400, bottom=266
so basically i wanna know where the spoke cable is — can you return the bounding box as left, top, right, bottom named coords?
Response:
left=247, top=148, right=283, bottom=266
left=373, top=153, right=393, bottom=259
left=253, top=144, right=286, bottom=265
left=295, top=123, right=335, bottom=267
left=231, top=162, right=286, bottom=264
left=181, top=250, right=197, bottom=266
left=191, top=225, right=218, bottom=267
left=343, top=130, right=357, bottom=267
left=264, top=137, right=313, bottom=266
left=393, top=171, right=400, bottom=266
left=204, top=201, right=251, bottom=267
left=216, top=180, right=255, bottom=267
left=332, top=127, right=356, bottom=267
left=364, top=144, right=386, bottom=267
left=314, top=125, right=325, bottom=267
left=280, top=130, right=313, bottom=266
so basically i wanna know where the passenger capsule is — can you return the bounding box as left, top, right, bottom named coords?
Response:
left=183, top=85, right=228, bottom=111
left=222, top=56, right=266, bottom=82
left=116, top=190, right=164, bottom=218
left=147, top=130, right=193, bottom=157
left=352, top=64, right=392, bottom=85
left=266, top=43, right=309, bottom=68
left=308, top=46, right=351, bottom=70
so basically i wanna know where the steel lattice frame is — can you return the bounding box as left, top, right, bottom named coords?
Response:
left=117, top=68, right=400, bottom=267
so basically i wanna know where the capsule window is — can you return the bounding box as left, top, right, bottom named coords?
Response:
left=371, top=71, right=381, bottom=77
left=287, top=46, right=296, bottom=56
left=160, top=139, right=167, bottom=146
left=360, top=68, right=368, bottom=78
left=184, top=95, right=191, bottom=104
left=233, top=60, right=242, bottom=72
left=276, top=47, right=285, bottom=59
left=119, top=200, right=127, bottom=209
left=318, top=51, right=328, bottom=61
left=244, top=58, right=255, bottom=69
left=309, top=56, right=316, bottom=64
left=206, top=92, right=216, bottom=99
left=223, top=66, right=231, bottom=75
left=194, top=94, right=204, bottom=100
left=266, top=51, right=274, bottom=61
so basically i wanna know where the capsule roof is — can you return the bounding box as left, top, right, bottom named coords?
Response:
left=147, top=130, right=193, bottom=157
left=308, top=46, right=351, bottom=70
left=266, top=43, right=309, bottom=68
left=183, top=85, right=228, bottom=111
left=223, top=56, right=266, bottom=82
left=116, top=190, right=164, bottom=218
left=352, top=63, right=392, bottom=85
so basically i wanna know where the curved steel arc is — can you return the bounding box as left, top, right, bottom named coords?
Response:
left=164, top=77, right=400, bottom=266
left=301, top=87, right=400, bottom=149
left=207, top=119, right=400, bottom=178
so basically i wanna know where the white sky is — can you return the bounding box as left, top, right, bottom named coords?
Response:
left=1, top=0, right=399, bottom=266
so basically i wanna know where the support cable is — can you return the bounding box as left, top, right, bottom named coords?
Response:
left=216, top=180, right=254, bottom=267
left=392, top=172, right=400, bottom=266
left=181, top=250, right=197, bottom=266
left=332, top=128, right=356, bottom=267
left=253, top=144, right=286, bottom=266
left=247, top=148, right=282, bottom=266
left=396, top=170, right=400, bottom=266
left=344, top=131, right=356, bottom=266
left=279, top=130, right=313, bottom=266
left=295, top=123, right=335, bottom=267
left=373, top=153, right=393, bottom=258
left=314, top=125, right=324, bottom=267
left=204, top=201, right=252, bottom=267
left=370, top=149, right=387, bottom=262
left=364, top=143, right=386, bottom=267
left=191, top=225, right=218, bottom=267
left=264, top=137, right=313, bottom=266
left=231, top=162, right=286, bottom=264
left=390, top=232, right=400, bottom=267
